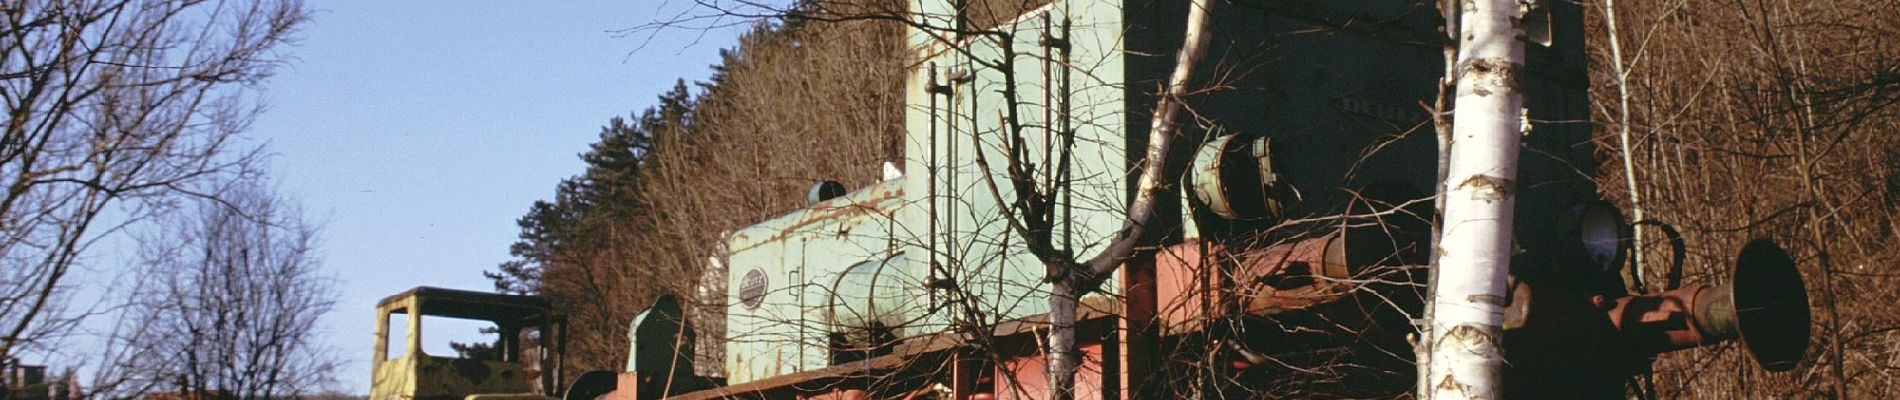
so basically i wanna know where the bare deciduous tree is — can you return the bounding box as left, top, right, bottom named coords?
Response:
left=0, top=0, right=310, bottom=364
left=1031, top=2, right=1210, bottom=398
left=94, top=179, right=335, bottom=399
left=1587, top=0, right=1900, bottom=397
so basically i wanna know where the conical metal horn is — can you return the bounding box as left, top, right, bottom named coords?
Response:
left=1692, top=239, right=1811, bottom=372
left=1595, top=239, right=1810, bottom=372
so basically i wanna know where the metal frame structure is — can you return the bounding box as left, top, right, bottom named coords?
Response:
left=372, top=287, right=569, bottom=400
left=567, top=0, right=1814, bottom=398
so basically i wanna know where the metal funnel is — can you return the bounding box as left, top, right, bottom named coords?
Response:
left=1706, top=239, right=1812, bottom=372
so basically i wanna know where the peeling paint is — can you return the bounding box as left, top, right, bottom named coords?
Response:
left=726, top=178, right=906, bottom=254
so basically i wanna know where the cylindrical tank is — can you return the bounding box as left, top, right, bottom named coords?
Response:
left=1190, top=134, right=1289, bottom=225
left=825, top=253, right=924, bottom=350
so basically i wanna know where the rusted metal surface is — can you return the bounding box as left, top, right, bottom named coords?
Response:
left=950, top=350, right=991, bottom=400
left=1190, top=134, right=1284, bottom=223
left=827, top=254, right=922, bottom=351
left=414, top=357, right=538, bottom=398
left=375, top=286, right=551, bottom=319
left=1233, top=233, right=1354, bottom=313
left=1115, top=254, right=1157, bottom=398
left=638, top=0, right=1719, bottom=394
left=1598, top=285, right=1723, bottom=352
left=672, top=297, right=1120, bottom=400
left=797, top=389, right=867, bottom=400
left=372, top=286, right=564, bottom=400
left=1502, top=239, right=1812, bottom=397
left=722, top=178, right=909, bottom=384
left=1593, top=241, right=1809, bottom=367
left=724, top=178, right=906, bottom=255
left=1155, top=228, right=1410, bottom=335
left=1154, top=241, right=1213, bottom=335
left=994, top=343, right=1109, bottom=400
left=603, top=372, right=638, bottom=400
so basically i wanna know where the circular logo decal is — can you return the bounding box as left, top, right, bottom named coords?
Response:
left=739, top=269, right=768, bottom=310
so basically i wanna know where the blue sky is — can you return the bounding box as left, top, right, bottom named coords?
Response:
left=242, top=1, right=746, bottom=392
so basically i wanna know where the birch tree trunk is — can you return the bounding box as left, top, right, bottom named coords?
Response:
left=1418, top=0, right=1462, bottom=394
left=1046, top=0, right=1213, bottom=398
left=1424, top=0, right=1527, bottom=398
left=1047, top=283, right=1081, bottom=400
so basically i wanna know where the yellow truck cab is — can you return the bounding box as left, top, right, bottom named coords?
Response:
left=373, top=287, right=568, bottom=400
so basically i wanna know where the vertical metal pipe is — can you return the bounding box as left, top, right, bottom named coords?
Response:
left=928, top=63, right=941, bottom=295
left=1058, top=16, right=1073, bottom=252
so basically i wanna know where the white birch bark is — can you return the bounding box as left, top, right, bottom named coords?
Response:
left=1418, top=0, right=1462, bottom=394
left=1425, top=0, right=1527, bottom=398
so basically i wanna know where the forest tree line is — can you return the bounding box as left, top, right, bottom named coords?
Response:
left=486, top=0, right=908, bottom=374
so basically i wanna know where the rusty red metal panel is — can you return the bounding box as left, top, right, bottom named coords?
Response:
left=1231, top=233, right=1350, bottom=314
left=950, top=351, right=987, bottom=400
left=994, top=344, right=1107, bottom=400
left=1116, top=253, right=1156, bottom=400
left=1154, top=231, right=1360, bottom=335
left=798, top=389, right=867, bottom=400
left=1155, top=241, right=1212, bottom=335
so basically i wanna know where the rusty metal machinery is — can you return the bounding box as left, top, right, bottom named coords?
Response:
left=1504, top=234, right=1812, bottom=398
left=1190, top=134, right=1288, bottom=225
left=568, top=0, right=1818, bottom=398
left=371, top=287, right=569, bottom=400
left=825, top=253, right=925, bottom=357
